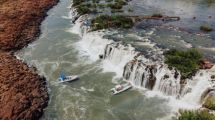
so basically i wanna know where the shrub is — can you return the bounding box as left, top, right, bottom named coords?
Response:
left=108, top=3, right=123, bottom=9
left=151, top=13, right=163, bottom=18
left=91, top=15, right=134, bottom=30
left=115, top=0, right=127, bottom=6
left=178, top=110, right=215, bottom=120
left=107, top=0, right=127, bottom=9
left=93, top=0, right=100, bottom=3
left=76, top=4, right=93, bottom=15
left=73, top=0, right=85, bottom=6
left=164, top=49, right=203, bottom=78
left=106, top=0, right=113, bottom=2
left=200, top=24, right=213, bottom=32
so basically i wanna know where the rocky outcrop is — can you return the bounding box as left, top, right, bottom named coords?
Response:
left=0, top=0, right=58, bottom=119
left=0, top=52, right=49, bottom=120
left=0, top=0, right=58, bottom=51
left=199, top=59, right=214, bottom=69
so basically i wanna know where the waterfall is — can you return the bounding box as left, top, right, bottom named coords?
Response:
left=69, top=6, right=215, bottom=108
left=69, top=14, right=89, bottom=36
left=123, top=58, right=181, bottom=97
left=102, top=43, right=137, bottom=77
left=181, top=70, right=215, bottom=105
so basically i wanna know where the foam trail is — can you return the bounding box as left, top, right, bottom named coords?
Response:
left=75, top=31, right=112, bottom=61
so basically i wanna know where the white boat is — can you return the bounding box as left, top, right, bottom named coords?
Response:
left=58, top=75, right=79, bottom=83
left=110, top=82, right=132, bottom=95
left=58, top=72, right=79, bottom=83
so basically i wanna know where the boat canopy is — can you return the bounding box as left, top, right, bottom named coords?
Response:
left=60, top=71, right=66, bottom=81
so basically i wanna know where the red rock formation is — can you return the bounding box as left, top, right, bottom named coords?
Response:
left=199, top=59, right=214, bottom=69
left=0, top=0, right=58, bottom=51
left=0, top=52, right=49, bottom=120
left=0, top=0, right=58, bottom=119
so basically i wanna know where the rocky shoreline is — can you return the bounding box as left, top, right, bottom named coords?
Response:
left=0, top=0, right=58, bottom=119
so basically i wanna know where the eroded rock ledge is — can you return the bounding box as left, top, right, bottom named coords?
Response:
left=0, top=0, right=58, bottom=51
left=0, top=0, right=58, bottom=119
left=0, top=52, right=48, bottom=120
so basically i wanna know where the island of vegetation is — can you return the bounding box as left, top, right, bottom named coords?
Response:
left=91, top=15, right=134, bottom=31
left=73, top=0, right=131, bottom=15
left=164, top=49, right=215, bottom=119
left=164, top=49, right=203, bottom=79
left=178, top=110, right=215, bottom=120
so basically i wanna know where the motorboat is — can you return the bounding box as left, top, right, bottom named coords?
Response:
left=110, top=82, right=132, bottom=95
left=58, top=72, right=79, bottom=83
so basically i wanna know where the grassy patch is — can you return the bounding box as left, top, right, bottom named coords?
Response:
left=178, top=110, right=215, bottom=120
left=200, top=24, right=213, bottom=32
left=151, top=13, right=163, bottom=18
left=164, top=49, right=203, bottom=79
left=72, top=0, right=85, bottom=7
left=107, top=0, right=128, bottom=9
left=76, top=4, right=94, bottom=15
left=203, top=96, right=215, bottom=110
left=73, top=0, right=130, bottom=15
left=91, top=15, right=134, bottom=30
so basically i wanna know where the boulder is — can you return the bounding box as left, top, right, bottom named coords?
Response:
left=199, top=59, right=214, bottom=69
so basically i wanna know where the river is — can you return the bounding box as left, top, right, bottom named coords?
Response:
left=16, top=0, right=215, bottom=120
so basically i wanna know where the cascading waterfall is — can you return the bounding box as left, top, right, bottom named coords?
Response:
left=181, top=70, right=215, bottom=105
left=69, top=11, right=139, bottom=76
left=123, top=57, right=181, bottom=97
left=69, top=7, right=215, bottom=108
left=102, top=42, right=137, bottom=76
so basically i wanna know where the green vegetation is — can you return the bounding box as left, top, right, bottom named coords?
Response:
left=76, top=4, right=94, bottom=15
left=93, top=0, right=101, bottom=3
left=72, top=0, right=85, bottom=7
left=107, top=0, right=128, bottom=9
left=164, top=49, right=203, bottom=79
left=73, top=0, right=131, bottom=15
left=151, top=13, right=163, bottom=18
left=200, top=24, right=213, bottom=32
left=178, top=110, right=215, bottom=120
left=106, top=0, right=114, bottom=2
left=203, top=96, right=215, bottom=110
left=91, top=15, right=134, bottom=31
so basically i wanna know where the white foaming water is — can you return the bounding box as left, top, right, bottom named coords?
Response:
left=69, top=16, right=83, bottom=35
left=181, top=70, right=213, bottom=105
left=76, top=31, right=112, bottom=61
left=123, top=59, right=181, bottom=97
left=69, top=11, right=138, bottom=77
left=102, top=43, right=137, bottom=77
left=68, top=8, right=215, bottom=113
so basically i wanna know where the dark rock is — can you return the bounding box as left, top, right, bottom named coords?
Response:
left=99, top=54, right=103, bottom=59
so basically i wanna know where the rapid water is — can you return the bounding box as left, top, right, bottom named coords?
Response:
left=16, top=0, right=171, bottom=120
left=16, top=0, right=215, bottom=119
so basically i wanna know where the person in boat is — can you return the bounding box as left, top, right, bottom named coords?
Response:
left=116, top=85, right=123, bottom=91
left=60, top=72, right=66, bottom=82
